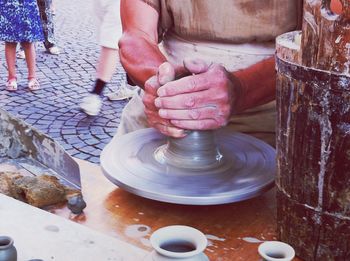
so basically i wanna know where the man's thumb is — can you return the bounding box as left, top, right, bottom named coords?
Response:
left=158, top=62, right=176, bottom=85
left=183, top=58, right=211, bottom=74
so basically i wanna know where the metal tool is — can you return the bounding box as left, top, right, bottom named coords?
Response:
left=0, top=108, right=86, bottom=212
left=100, top=128, right=275, bottom=205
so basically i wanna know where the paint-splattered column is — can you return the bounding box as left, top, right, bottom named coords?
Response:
left=275, top=0, right=350, bottom=260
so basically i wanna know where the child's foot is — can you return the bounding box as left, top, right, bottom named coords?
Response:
left=28, top=78, right=40, bottom=91
left=6, top=78, right=17, bottom=91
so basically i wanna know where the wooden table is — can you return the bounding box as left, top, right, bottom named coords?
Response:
left=50, top=159, right=301, bottom=261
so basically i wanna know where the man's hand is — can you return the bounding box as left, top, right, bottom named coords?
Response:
left=155, top=59, right=242, bottom=130
left=142, top=62, right=187, bottom=137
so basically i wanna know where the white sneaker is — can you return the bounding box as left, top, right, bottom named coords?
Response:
left=80, top=94, right=102, bottom=116
left=107, top=83, right=138, bottom=101
left=47, top=46, right=60, bottom=55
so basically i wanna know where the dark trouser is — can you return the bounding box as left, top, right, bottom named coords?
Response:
left=37, top=0, right=56, bottom=49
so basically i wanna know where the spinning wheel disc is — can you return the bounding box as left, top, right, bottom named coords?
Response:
left=100, top=128, right=275, bottom=205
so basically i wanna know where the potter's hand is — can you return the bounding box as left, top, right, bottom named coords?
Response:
left=155, top=59, right=241, bottom=130
left=142, top=62, right=186, bottom=137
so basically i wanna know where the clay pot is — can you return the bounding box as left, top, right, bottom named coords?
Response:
left=0, top=236, right=17, bottom=261
left=150, top=225, right=208, bottom=261
left=258, top=241, right=295, bottom=261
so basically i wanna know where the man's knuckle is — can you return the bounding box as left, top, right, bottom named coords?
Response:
left=185, top=96, right=196, bottom=108
left=189, top=109, right=200, bottom=119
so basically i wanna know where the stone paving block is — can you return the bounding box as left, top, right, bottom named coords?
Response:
left=90, top=127, right=106, bottom=135
left=62, top=144, right=74, bottom=151
left=28, top=114, right=43, bottom=120
left=37, top=120, right=53, bottom=125
left=74, top=153, right=91, bottom=161
left=79, top=145, right=98, bottom=154
left=18, top=110, right=33, bottom=115
left=61, top=128, right=77, bottom=135
left=65, top=148, right=80, bottom=156
left=42, top=115, right=58, bottom=121
left=64, top=137, right=82, bottom=145
left=85, top=138, right=100, bottom=146
left=86, top=148, right=101, bottom=158
left=25, top=119, right=37, bottom=125
left=87, top=157, right=100, bottom=164
left=95, top=142, right=107, bottom=150
left=47, top=132, right=62, bottom=139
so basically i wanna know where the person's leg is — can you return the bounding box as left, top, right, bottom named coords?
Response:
left=50, top=0, right=56, bottom=15
left=38, top=0, right=59, bottom=54
left=22, top=42, right=37, bottom=79
left=80, top=47, right=118, bottom=116
left=22, top=42, right=40, bottom=90
left=5, top=42, right=18, bottom=91
left=5, top=42, right=17, bottom=80
left=92, top=46, right=119, bottom=94
left=96, top=47, right=137, bottom=101
left=80, top=0, right=119, bottom=116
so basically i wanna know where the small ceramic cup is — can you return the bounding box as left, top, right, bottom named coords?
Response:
left=0, top=236, right=17, bottom=261
left=258, top=241, right=295, bottom=261
left=150, top=225, right=208, bottom=261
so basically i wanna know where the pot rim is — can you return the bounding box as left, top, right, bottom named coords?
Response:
left=0, top=236, right=14, bottom=250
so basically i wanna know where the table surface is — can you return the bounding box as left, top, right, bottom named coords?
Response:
left=0, top=194, right=148, bottom=261
left=48, top=159, right=301, bottom=261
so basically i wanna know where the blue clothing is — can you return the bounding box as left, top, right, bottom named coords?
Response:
left=0, top=0, right=44, bottom=42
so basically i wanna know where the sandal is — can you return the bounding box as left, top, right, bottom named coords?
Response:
left=6, top=78, right=17, bottom=91
left=28, top=78, right=40, bottom=91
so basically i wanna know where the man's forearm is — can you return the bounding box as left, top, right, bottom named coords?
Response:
left=118, top=32, right=167, bottom=88
left=232, top=56, right=276, bottom=113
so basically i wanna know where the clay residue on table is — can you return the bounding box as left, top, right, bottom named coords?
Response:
left=0, top=171, right=79, bottom=208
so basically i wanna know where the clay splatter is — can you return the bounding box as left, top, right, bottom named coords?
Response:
left=206, top=234, right=226, bottom=247
left=44, top=225, right=60, bottom=232
left=205, top=234, right=226, bottom=242
left=241, top=237, right=264, bottom=243
left=124, top=224, right=151, bottom=238
left=140, top=237, right=152, bottom=247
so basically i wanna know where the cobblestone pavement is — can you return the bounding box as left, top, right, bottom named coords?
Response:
left=0, top=0, right=127, bottom=163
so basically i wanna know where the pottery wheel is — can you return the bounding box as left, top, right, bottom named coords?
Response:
left=100, top=128, right=275, bottom=205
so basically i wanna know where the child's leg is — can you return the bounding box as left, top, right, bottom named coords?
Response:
left=5, top=42, right=17, bottom=80
left=21, top=42, right=37, bottom=79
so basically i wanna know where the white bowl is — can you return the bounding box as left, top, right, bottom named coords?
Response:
left=150, top=225, right=207, bottom=259
left=258, top=241, right=295, bottom=261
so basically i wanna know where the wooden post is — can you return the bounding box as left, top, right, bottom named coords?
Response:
left=276, top=0, right=350, bottom=260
